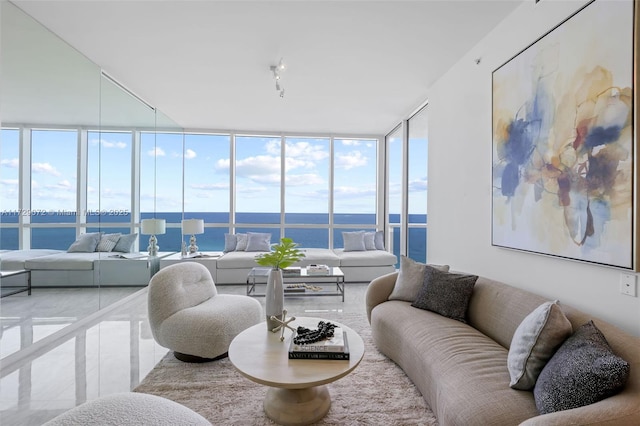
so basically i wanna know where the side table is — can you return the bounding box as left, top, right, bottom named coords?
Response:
left=1, top=269, right=31, bottom=298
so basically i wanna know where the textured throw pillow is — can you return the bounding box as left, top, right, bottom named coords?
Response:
left=508, top=301, right=573, bottom=390
left=389, top=256, right=450, bottom=302
left=223, top=233, right=237, bottom=253
left=67, top=232, right=102, bottom=253
left=235, top=233, right=248, bottom=251
left=245, top=232, right=271, bottom=252
left=374, top=230, right=385, bottom=250
left=364, top=232, right=377, bottom=250
left=96, top=233, right=122, bottom=252
left=113, top=233, right=138, bottom=253
left=534, top=320, right=630, bottom=414
left=343, top=231, right=366, bottom=252
left=411, top=265, right=478, bottom=323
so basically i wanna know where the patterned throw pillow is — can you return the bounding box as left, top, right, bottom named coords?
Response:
left=534, top=320, right=630, bottom=414
left=411, top=265, right=478, bottom=323
left=235, top=233, right=248, bottom=251
left=96, top=233, right=122, bottom=252
left=507, top=301, right=572, bottom=390
left=67, top=232, right=103, bottom=253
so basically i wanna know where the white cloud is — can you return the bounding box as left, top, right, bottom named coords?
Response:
left=215, top=158, right=230, bottom=171
left=184, top=149, right=197, bottom=159
left=335, top=151, right=367, bottom=170
left=32, top=162, right=62, bottom=176
left=333, top=185, right=376, bottom=198
left=190, top=182, right=229, bottom=190
left=409, top=177, right=428, bottom=191
left=99, top=139, right=127, bottom=149
left=1, top=158, right=19, bottom=168
left=148, top=147, right=166, bottom=157
left=286, top=142, right=329, bottom=162
left=285, top=173, right=324, bottom=186
left=0, top=179, right=19, bottom=186
left=341, top=139, right=361, bottom=146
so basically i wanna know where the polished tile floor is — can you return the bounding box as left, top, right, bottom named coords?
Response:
left=0, top=282, right=368, bottom=425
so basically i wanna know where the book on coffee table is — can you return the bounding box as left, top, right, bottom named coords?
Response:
left=288, top=329, right=350, bottom=360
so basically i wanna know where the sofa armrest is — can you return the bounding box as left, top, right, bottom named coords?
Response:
left=518, top=384, right=640, bottom=426
left=365, top=271, right=398, bottom=324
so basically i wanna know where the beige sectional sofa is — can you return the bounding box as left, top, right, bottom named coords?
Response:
left=366, top=271, right=640, bottom=425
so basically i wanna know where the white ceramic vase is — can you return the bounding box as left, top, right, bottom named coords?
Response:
left=265, top=268, right=284, bottom=332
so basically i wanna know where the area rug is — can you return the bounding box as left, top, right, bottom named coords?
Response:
left=134, top=310, right=438, bottom=425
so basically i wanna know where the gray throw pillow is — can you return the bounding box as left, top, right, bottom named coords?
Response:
left=96, top=233, right=122, bottom=252
left=67, top=232, right=102, bottom=253
left=245, top=232, right=271, bottom=252
left=389, top=255, right=450, bottom=302
left=411, top=265, right=478, bottom=323
left=364, top=232, right=377, bottom=250
left=113, top=233, right=138, bottom=253
left=534, top=320, right=630, bottom=414
left=343, top=231, right=366, bottom=252
left=507, top=301, right=572, bottom=390
left=223, top=233, right=237, bottom=253
left=235, top=233, right=248, bottom=251
left=374, top=230, right=385, bottom=250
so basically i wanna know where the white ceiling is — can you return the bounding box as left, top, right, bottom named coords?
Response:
left=12, top=0, right=523, bottom=136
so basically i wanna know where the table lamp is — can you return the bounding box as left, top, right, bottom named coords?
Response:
left=141, top=218, right=166, bottom=256
left=182, top=219, right=204, bottom=254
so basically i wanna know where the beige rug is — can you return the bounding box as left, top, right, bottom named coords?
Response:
left=134, top=310, right=438, bottom=425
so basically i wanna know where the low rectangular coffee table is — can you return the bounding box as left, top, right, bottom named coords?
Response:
left=247, top=267, right=345, bottom=302
left=1, top=269, right=31, bottom=298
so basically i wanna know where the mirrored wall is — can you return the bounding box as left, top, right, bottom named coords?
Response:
left=0, top=1, right=183, bottom=357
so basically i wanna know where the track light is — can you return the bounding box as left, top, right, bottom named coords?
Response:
left=270, top=58, right=286, bottom=98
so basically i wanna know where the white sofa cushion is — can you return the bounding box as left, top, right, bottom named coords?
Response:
left=0, top=249, right=64, bottom=270
left=25, top=252, right=99, bottom=270
left=333, top=248, right=396, bottom=267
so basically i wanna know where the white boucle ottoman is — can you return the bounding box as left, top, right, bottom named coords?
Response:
left=42, top=392, right=211, bottom=425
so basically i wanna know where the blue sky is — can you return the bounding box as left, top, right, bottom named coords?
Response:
left=1, top=129, right=427, bottom=216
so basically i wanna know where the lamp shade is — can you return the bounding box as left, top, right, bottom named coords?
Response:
left=141, top=218, right=166, bottom=235
left=182, top=219, right=204, bottom=235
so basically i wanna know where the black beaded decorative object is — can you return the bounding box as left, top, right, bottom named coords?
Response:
left=293, top=321, right=337, bottom=345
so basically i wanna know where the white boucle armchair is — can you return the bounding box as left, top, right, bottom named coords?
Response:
left=148, top=262, right=262, bottom=362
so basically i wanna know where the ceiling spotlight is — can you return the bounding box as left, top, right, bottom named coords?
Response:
left=270, top=58, right=286, bottom=98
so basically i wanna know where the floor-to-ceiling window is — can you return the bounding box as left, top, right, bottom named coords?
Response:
left=407, top=106, right=428, bottom=262
left=385, top=103, right=429, bottom=264
left=0, top=129, right=20, bottom=249
left=284, top=137, right=330, bottom=248
left=30, top=129, right=78, bottom=249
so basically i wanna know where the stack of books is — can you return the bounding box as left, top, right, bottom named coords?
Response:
left=307, top=264, right=331, bottom=275
left=288, top=328, right=350, bottom=360
left=282, top=267, right=302, bottom=277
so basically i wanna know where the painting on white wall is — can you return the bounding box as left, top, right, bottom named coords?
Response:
left=492, top=0, right=636, bottom=269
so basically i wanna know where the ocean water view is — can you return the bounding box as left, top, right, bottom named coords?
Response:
left=0, top=212, right=427, bottom=264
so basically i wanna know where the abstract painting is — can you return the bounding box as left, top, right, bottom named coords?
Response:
left=492, top=0, right=635, bottom=269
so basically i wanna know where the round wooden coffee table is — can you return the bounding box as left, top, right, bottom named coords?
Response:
left=228, top=316, right=364, bottom=426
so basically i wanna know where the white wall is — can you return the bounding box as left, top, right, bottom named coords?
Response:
left=427, top=0, right=640, bottom=336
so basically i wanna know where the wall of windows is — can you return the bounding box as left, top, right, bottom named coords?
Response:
left=385, top=103, right=429, bottom=264
left=0, top=128, right=384, bottom=252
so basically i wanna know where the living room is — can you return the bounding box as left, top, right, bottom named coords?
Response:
left=1, top=0, right=639, bottom=424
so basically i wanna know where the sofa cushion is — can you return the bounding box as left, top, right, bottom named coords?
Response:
left=113, top=233, right=138, bottom=253
left=534, top=320, right=630, bottom=414
left=507, top=301, right=572, bottom=390
left=389, top=256, right=449, bottom=302
left=333, top=249, right=396, bottom=267
left=411, top=265, right=477, bottom=323
left=374, top=230, right=385, bottom=250
left=216, top=251, right=263, bottom=269
left=0, top=249, right=64, bottom=269
left=96, top=233, right=121, bottom=252
left=295, top=249, right=340, bottom=267
left=245, top=232, right=271, bottom=252
left=25, top=252, right=98, bottom=270
left=68, top=232, right=102, bottom=253
left=343, top=231, right=366, bottom=251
